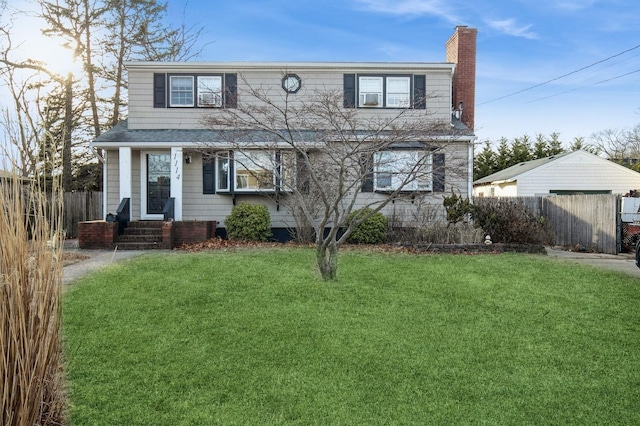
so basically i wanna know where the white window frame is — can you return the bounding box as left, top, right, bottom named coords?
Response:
left=374, top=150, right=433, bottom=191
left=197, top=76, right=223, bottom=107
left=386, top=77, right=411, bottom=108
left=216, top=152, right=230, bottom=191
left=358, top=76, right=383, bottom=108
left=358, top=75, right=411, bottom=108
left=169, top=76, right=194, bottom=107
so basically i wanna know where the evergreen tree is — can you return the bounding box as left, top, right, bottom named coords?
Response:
left=495, top=137, right=512, bottom=171
left=474, top=141, right=498, bottom=180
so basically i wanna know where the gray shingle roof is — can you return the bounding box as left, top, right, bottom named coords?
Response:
left=92, top=119, right=474, bottom=148
left=474, top=152, right=572, bottom=185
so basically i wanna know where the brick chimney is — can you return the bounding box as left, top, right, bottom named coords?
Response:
left=445, top=26, right=477, bottom=132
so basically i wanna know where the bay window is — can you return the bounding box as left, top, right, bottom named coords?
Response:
left=211, top=150, right=294, bottom=193
left=235, top=151, right=275, bottom=191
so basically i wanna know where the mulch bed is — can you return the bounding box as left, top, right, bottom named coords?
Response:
left=175, top=238, right=546, bottom=255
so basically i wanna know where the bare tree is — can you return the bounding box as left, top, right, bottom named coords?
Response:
left=0, top=0, right=209, bottom=187
left=590, top=125, right=640, bottom=165
left=202, top=77, right=469, bottom=280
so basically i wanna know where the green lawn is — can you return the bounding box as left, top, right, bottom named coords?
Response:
left=62, top=249, right=640, bottom=425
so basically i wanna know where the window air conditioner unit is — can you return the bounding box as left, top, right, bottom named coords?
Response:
left=363, top=93, right=379, bottom=106
left=199, top=93, right=221, bottom=107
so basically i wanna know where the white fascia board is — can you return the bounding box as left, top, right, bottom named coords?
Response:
left=124, top=61, right=455, bottom=73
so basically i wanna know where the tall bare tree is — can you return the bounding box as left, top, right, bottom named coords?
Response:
left=590, top=125, right=640, bottom=166
left=0, top=0, right=208, bottom=186
left=202, top=77, right=468, bottom=280
left=101, top=0, right=208, bottom=128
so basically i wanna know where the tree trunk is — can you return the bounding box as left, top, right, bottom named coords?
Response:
left=316, top=241, right=338, bottom=281
left=62, top=72, right=73, bottom=191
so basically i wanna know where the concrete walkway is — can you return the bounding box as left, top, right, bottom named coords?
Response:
left=62, top=249, right=149, bottom=285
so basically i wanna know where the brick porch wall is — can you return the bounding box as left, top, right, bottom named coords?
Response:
left=78, top=220, right=118, bottom=249
left=172, top=221, right=217, bottom=246
left=77, top=220, right=217, bottom=249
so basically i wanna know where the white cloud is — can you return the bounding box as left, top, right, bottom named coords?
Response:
left=354, top=0, right=461, bottom=23
left=552, top=0, right=598, bottom=12
left=485, top=18, right=538, bottom=39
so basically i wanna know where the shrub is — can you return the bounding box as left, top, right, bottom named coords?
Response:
left=225, top=203, right=272, bottom=241
left=346, top=208, right=388, bottom=244
left=471, top=198, right=555, bottom=245
left=443, top=191, right=471, bottom=225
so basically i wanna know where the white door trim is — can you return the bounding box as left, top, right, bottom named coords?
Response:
left=140, top=150, right=170, bottom=220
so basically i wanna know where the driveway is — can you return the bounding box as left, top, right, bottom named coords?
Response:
left=545, top=246, right=640, bottom=278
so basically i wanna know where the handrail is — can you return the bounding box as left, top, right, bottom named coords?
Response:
left=115, top=197, right=130, bottom=235
left=162, top=197, right=175, bottom=221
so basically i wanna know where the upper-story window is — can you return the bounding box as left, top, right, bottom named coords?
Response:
left=170, top=76, right=194, bottom=107
left=358, top=75, right=411, bottom=108
left=169, top=75, right=223, bottom=108
left=344, top=74, right=424, bottom=109
left=157, top=73, right=236, bottom=109
left=359, top=77, right=384, bottom=107
left=357, top=76, right=411, bottom=108
left=386, top=77, right=411, bottom=108
left=197, top=76, right=223, bottom=107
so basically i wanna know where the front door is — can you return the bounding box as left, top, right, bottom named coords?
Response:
left=142, top=152, right=171, bottom=219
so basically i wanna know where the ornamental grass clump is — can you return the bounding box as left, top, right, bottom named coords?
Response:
left=0, top=174, right=65, bottom=425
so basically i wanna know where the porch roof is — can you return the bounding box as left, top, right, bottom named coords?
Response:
left=92, top=119, right=474, bottom=149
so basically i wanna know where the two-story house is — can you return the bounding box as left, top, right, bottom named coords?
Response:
left=89, top=26, right=477, bottom=246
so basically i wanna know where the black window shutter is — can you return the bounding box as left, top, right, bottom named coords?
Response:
left=413, top=75, right=426, bottom=109
left=296, top=152, right=310, bottom=194
left=433, top=153, right=445, bottom=192
left=153, top=73, right=166, bottom=108
left=361, top=153, right=374, bottom=192
left=203, top=158, right=216, bottom=194
left=344, top=74, right=356, bottom=108
left=225, top=73, right=237, bottom=108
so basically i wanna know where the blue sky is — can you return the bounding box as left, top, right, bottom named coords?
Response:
left=165, top=0, right=640, bottom=145
left=3, top=0, right=640, bottom=147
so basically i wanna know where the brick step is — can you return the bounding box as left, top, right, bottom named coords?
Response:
left=118, top=234, right=163, bottom=243
left=123, top=227, right=163, bottom=236
left=126, top=221, right=164, bottom=228
left=114, top=241, right=167, bottom=250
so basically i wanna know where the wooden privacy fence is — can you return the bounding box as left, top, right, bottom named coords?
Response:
left=61, top=192, right=103, bottom=238
left=475, top=195, right=620, bottom=254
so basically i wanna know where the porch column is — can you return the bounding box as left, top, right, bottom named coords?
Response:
left=171, top=147, right=183, bottom=221
left=118, top=147, right=132, bottom=201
